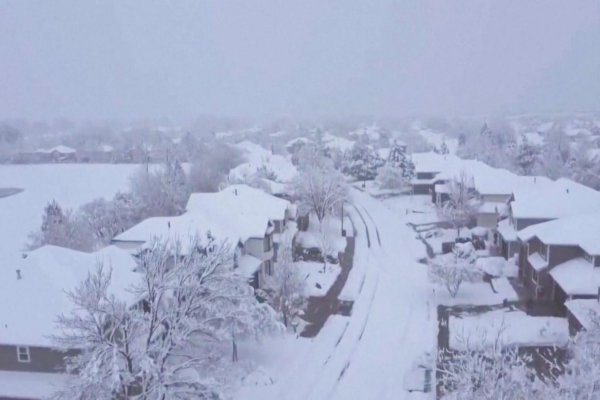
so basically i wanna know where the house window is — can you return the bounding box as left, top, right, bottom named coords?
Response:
left=264, top=235, right=272, bottom=252
left=539, top=243, right=548, bottom=261
left=264, top=260, right=273, bottom=276
left=17, top=346, right=30, bottom=363
left=584, top=252, right=594, bottom=265
left=531, top=269, right=539, bottom=285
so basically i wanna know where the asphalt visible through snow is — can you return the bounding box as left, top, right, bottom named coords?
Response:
left=301, top=233, right=356, bottom=338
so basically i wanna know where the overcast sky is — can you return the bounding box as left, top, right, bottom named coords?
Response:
left=1, top=0, right=599, bottom=121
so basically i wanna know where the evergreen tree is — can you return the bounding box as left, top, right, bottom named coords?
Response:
left=342, top=141, right=384, bottom=182
left=514, top=134, right=540, bottom=175
left=439, top=140, right=449, bottom=155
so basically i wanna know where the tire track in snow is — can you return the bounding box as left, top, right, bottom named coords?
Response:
left=361, top=206, right=381, bottom=247
left=351, top=203, right=371, bottom=248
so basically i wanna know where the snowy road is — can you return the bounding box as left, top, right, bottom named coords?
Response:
left=237, top=189, right=436, bottom=400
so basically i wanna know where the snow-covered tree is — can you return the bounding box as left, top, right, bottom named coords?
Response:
left=53, top=237, right=280, bottom=400
left=342, top=141, right=385, bottom=184
left=514, top=134, right=540, bottom=175
left=28, top=200, right=95, bottom=251
left=438, top=327, right=541, bottom=400
left=429, top=244, right=481, bottom=298
left=546, top=319, right=600, bottom=399
left=130, top=159, right=191, bottom=217
left=437, top=172, right=481, bottom=236
left=292, top=161, right=348, bottom=223
left=438, top=140, right=450, bottom=155
left=189, top=143, right=245, bottom=192
left=318, top=219, right=336, bottom=271
left=264, top=232, right=305, bottom=328
left=375, top=164, right=406, bottom=191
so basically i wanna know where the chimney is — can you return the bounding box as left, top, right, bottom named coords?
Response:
left=168, top=221, right=171, bottom=229
left=16, top=269, right=21, bottom=280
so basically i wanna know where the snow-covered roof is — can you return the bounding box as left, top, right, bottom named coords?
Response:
left=0, top=245, right=138, bottom=347
left=237, top=255, right=262, bottom=279
left=518, top=211, right=600, bottom=255
left=528, top=252, right=549, bottom=272
left=99, top=144, right=114, bottom=152
left=231, top=141, right=297, bottom=182
left=285, top=137, right=313, bottom=148
left=497, top=219, right=517, bottom=242
left=0, top=371, right=69, bottom=400
left=550, top=258, right=600, bottom=297
left=116, top=185, right=289, bottom=251
left=511, top=177, right=600, bottom=220
left=186, top=184, right=289, bottom=223
left=565, top=299, right=600, bottom=330
left=478, top=202, right=508, bottom=215
left=348, top=125, right=383, bottom=141
left=321, top=133, right=355, bottom=152
left=35, top=145, right=77, bottom=154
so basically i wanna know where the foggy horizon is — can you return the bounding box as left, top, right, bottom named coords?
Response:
left=1, top=0, right=600, bottom=122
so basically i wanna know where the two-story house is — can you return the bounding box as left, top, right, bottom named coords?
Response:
left=113, top=185, right=293, bottom=289
left=0, top=245, right=137, bottom=399
left=517, top=212, right=600, bottom=304
left=496, top=176, right=600, bottom=260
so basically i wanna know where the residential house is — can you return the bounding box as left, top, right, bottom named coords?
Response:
left=497, top=177, right=600, bottom=259
left=34, top=146, right=78, bottom=163
left=113, top=185, right=293, bottom=289
left=517, top=212, right=600, bottom=304
left=0, top=245, right=138, bottom=399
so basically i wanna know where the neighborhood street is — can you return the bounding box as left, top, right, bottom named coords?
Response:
left=237, top=189, right=436, bottom=400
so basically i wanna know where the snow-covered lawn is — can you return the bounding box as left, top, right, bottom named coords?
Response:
left=296, top=261, right=341, bottom=297
left=436, top=278, right=518, bottom=306
left=449, top=309, right=569, bottom=351
left=0, top=371, right=70, bottom=399
left=383, top=194, right=442, bottom=225
left=0, top=163, right=139, bottom=262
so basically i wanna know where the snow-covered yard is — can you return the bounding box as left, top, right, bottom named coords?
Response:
left=0, top=371, right=70, bottom=399
left=0, top=164, right=138, bottom=262
left=449, top=309, right=569, bottom=351
left=383, top=194, right=442, bottom=225
left=436, top=278, right=518, bottom=307
left=296, top=261, right=341, bottom=297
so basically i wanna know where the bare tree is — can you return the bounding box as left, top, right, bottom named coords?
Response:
left=437, top=172, right=481, bottom=236
left=264, top=232, right=306, bottom=328
left=292, top=162, right=347, bottom=224
left=438, top=327, right=542, bottom=400
left=52, top=237, right=280, bottom=400
left=129, top=159, right=191, bottom=217
left=429, top=245, right=481, bottom=298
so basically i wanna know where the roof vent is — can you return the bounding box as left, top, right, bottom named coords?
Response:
left=234, top=189, right=238, bottom=196
left=16, top=269, right=22, bottom=280
left=566, top=188, right=570, bottom=194
left=168, top=221, right=171, bottom=229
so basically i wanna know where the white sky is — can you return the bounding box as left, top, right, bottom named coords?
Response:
left=1, top=0, right=599, bottom=121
